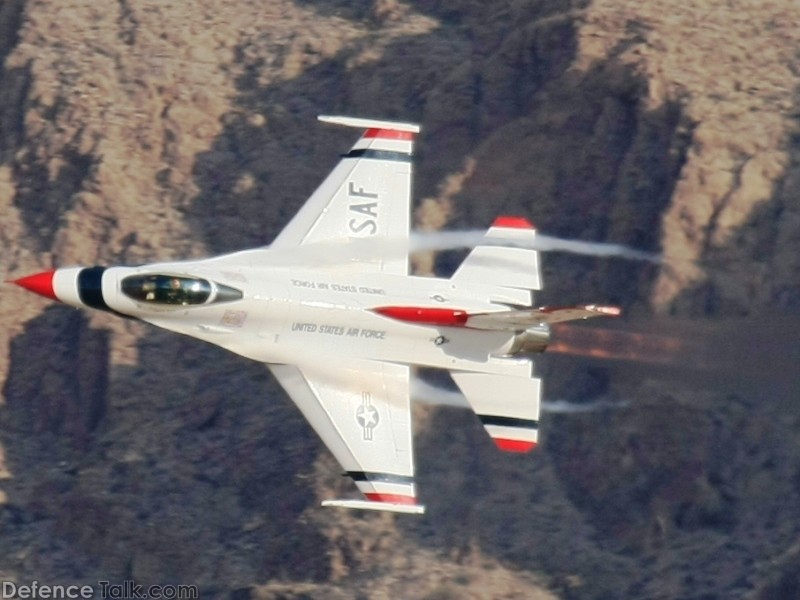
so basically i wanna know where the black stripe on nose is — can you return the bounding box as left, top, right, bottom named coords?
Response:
left=78, top=266, right=110, bottom=311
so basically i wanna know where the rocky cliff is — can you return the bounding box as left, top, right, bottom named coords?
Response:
left=1, top=0, right=799, bottom=598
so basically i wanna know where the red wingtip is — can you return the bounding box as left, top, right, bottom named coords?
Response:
left=11, top=270, right=58, bottom=301
left=492, top=216, right=535, bottom=229
left=363, top=128, right=415, bottom=141
left=364, top=493, right=419, bottom=505
left=494, top=438, right=537, bottom=453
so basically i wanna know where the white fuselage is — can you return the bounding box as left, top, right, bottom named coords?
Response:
left=62, top=249, right=533, bottom=379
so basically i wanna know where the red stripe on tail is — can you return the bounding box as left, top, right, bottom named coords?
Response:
left=492, top=216, right=535, bottom=229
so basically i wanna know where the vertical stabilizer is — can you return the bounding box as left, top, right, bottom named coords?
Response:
left=450, top=371, right=541, bottom=452
left=451, top=216, right=541, bottom=304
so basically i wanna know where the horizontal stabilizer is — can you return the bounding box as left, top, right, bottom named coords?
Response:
left=466, top=305, right=621, bottom=331
left=452, top=216, right=541, bottom=297
left=321, top=499, right=426, bottom=514
left=451, top=371, right=541, bottom=453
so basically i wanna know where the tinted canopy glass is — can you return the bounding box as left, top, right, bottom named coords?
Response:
left=122, top=274, right=212, bottom=306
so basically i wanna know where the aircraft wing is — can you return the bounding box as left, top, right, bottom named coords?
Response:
left=268, top=359, right=424, bottom=514
left=269, top=116, right=419, bottom=276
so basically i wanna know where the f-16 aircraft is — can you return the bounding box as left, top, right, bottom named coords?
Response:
left=12, top=116, right=619, bottom=514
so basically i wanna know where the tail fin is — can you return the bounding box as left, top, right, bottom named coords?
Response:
left=451, top=371, right=541, bottom=452
left=451, top=216, right=541, bottom=305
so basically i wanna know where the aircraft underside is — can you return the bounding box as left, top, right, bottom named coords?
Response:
left=11, top=115, right=619, bottom=514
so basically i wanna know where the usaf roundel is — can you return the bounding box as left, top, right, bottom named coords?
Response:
left=356, top=393, right=380, bottom=441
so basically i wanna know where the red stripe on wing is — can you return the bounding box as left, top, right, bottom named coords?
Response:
left=364, top=493, right=418, bottom=505
left=363, top=128, right=415, bottom=141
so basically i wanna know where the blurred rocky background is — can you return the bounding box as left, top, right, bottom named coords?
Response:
left=1, top=0, right=799, bottom=598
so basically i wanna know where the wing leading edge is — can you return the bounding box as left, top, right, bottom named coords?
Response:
left=268, top=359, right=424, bottom=514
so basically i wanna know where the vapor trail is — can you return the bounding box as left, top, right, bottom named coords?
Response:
left=411, top=379, right=629, bottom=413
left=540, top=399, right=630, bottom=413
left=260, top=230, right=661, bottom=268
left=411, top=379, right=469, bottom=408
left=409, top=230, right=662, bottom=263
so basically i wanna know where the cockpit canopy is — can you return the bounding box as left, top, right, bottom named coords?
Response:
left=121, top=274, right=242, bottom=306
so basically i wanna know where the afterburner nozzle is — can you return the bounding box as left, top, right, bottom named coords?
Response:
left=10, top=270, right=59, bottom=301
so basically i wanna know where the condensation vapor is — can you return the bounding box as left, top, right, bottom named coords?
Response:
left=260, top=230, right=661, bottom=267
left=411, top=378, right=629, bottom=413
left=409, top=230, right=662, bottom=263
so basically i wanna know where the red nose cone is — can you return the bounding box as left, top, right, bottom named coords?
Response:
left=11, top=270, right=58, bottom=301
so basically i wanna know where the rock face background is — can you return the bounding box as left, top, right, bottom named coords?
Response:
left=1, top=0, right=799, bottom=598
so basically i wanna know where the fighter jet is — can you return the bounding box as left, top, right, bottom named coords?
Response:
left=12, top=116, right=619, bottom=514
